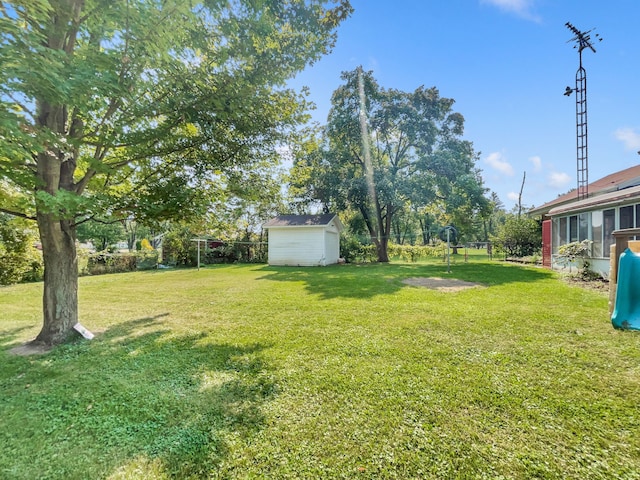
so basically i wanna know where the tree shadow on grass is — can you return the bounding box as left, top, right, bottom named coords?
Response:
left=0, top=326, right=34, bottom=349
left=0, top=316, right=275, bottom=479
left=256, top=261, right=557, bottom=300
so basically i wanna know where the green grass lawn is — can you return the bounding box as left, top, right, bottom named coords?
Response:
left=1, top=256, right=639, bottom=479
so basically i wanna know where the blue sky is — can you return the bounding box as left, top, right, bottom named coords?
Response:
left=290, top=0, right=640, bottom=210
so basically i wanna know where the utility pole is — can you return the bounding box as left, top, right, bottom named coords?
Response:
left=564, top=22, right=602, bottom=200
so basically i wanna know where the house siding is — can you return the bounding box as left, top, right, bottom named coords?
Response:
left=264, top=214, right=343, bottom=267
left=324, top=229, right=340, bottom=265
left=531, top=168, right=640, bottom=279
left=267, top=227, right=328, bottom=266
left=550, top=201, right=640, bottom=278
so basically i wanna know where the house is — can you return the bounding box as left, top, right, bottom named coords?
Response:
left=263, top=214, right=344, bottom=266
left=529, top=164, right=640, bottom=277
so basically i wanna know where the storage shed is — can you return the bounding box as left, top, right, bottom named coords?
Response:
left=264, top=214, right=344, bottom=266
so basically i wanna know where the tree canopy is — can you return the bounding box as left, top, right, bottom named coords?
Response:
left=0, top=0, right=352, bottom=345
left=291, top=67, right=488, bottom=261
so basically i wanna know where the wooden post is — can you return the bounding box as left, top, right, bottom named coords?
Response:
left=609, top=228, right=640, bottom=315
left=609, top=244, right=617, bottom=316
left=612, top=228, right=640, bottom=282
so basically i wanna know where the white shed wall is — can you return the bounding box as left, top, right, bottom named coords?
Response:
left=324, top=230, right=340, bottom=265
left=268, top=227, right=328, bottom=266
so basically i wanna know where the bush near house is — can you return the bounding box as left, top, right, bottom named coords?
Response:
left=558, top=240, right=602, bottom=280
left=339, top=233, right=377, bottom=263
left=491, top=216, right=541, bottom=258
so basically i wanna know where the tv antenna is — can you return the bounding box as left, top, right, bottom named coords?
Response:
left=564, top=22, right=602, bottom=200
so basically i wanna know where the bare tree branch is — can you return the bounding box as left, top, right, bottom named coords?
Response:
left=0, top=207, right=37, bottom=221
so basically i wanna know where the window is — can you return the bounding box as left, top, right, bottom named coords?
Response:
left=620, top=205, right=634, bottom=230
left=569, top=215, right=578, bottom=242
left=579, top=213, right=589, bottom=241
left=603, top=209, right=616, bottom=258
left=592, top=211, right=603, bottom=257
left=552, top=218, right=560, bottom=254
left=559, top=217, right=567, bottom=246
left=552, top=204, right=640, bottom=260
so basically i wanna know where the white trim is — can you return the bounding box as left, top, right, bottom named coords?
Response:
left=549, top=185, right=640, bottom=216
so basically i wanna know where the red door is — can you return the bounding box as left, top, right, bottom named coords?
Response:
left=542, top=219, right=552, bottom=268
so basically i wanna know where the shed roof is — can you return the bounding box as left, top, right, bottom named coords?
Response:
left=264, top=214, right=343, bottom=230
left=529, top=164, right=640, bottom=216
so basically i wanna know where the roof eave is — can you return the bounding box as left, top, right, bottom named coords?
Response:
left=548, top=185, right=640, bottom=216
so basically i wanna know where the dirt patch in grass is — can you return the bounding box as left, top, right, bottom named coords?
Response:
left=402, top=277, right=484, bottom=292
left=9, top=341, right=53, bottom=356
left=562, top=275, right=610, bottom=294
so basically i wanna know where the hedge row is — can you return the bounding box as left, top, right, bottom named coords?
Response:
left=340, top=238, right=448, bottom=264
left=79, top=251, right=159, bottom=276
left=388, top=243, right=446, bottom=262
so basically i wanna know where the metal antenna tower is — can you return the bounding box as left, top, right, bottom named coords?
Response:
left=564, top=22, right=602, bottom=200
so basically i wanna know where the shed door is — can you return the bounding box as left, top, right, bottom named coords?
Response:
left=542, top=219, right=551, bottom=268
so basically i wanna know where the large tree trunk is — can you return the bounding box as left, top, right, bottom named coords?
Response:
left=361, top=206, right=390, bottom=263
left=34, top=214, right=78, bottom=346
left=375, top=238, right=390, bottom=263
left=377, top=204, right=392, bottom=263
left=419, top=218, right=429, bottom=245
left=29, top=0, right=83, bottom=346
left=33, top=91, right=80, bottom=345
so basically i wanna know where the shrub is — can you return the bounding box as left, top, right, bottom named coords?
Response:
left=140, top=238, right=153, bottom=250
left=77, top=247, right=91, bottom=276
left=0, top=216, right=44, bottom=285
left=86, top=251, right=158, bottom=275
left=579, top=260, right=603, bottom=281
left=213, top=242, right=266, bottom=264
left=136, top=250, right=159, bottom=270
left=360, top=244, right=378, bottom=263
left=87, top=252, right=135, bottom=275
left=491, top=216, right=541, bottom=258
left=339, top=234, right=380, bottom=263
left=557, top=240, right=593, bottom=274
left=388, top=243, right=445, bottom=262
left=162, top=227, right=198, bottom=266
left=340, top=233, right=366, bottom=263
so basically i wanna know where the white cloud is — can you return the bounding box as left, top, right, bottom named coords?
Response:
left=480, top=0, right=541, bottom=22
left=507, top=192, right=520, bottom=201
left=548, top=172, right=572, bottom=188
left=529, top=156, right=542, bottom=172
left=614, top=127, right=640, bottom=151
left=484, top=151, right=514, bottom=176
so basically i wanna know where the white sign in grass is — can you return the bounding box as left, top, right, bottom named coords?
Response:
left=73, top=323, right=94, bottom=340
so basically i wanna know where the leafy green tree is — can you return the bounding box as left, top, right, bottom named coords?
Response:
left=0, top=213, right=43, bottom=285
left=162, top=225, right=198, bottom=267
left=0, top=0, right=352, bottom=345
left=490, top=215, right=541, bottom=258
left=291, top=68, right=487, bottom=261
left=481, top=191, right=507, bottom=242
left=286, top=127, right=334, bottom=214
left=391, top=205, right=418, bottom=245
left=206, top=164, right=287, bottom=240
left=76, top=220, right=125, bottom=251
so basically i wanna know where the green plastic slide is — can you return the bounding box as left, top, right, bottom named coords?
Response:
left=612, top=248, right=640, bottom=330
